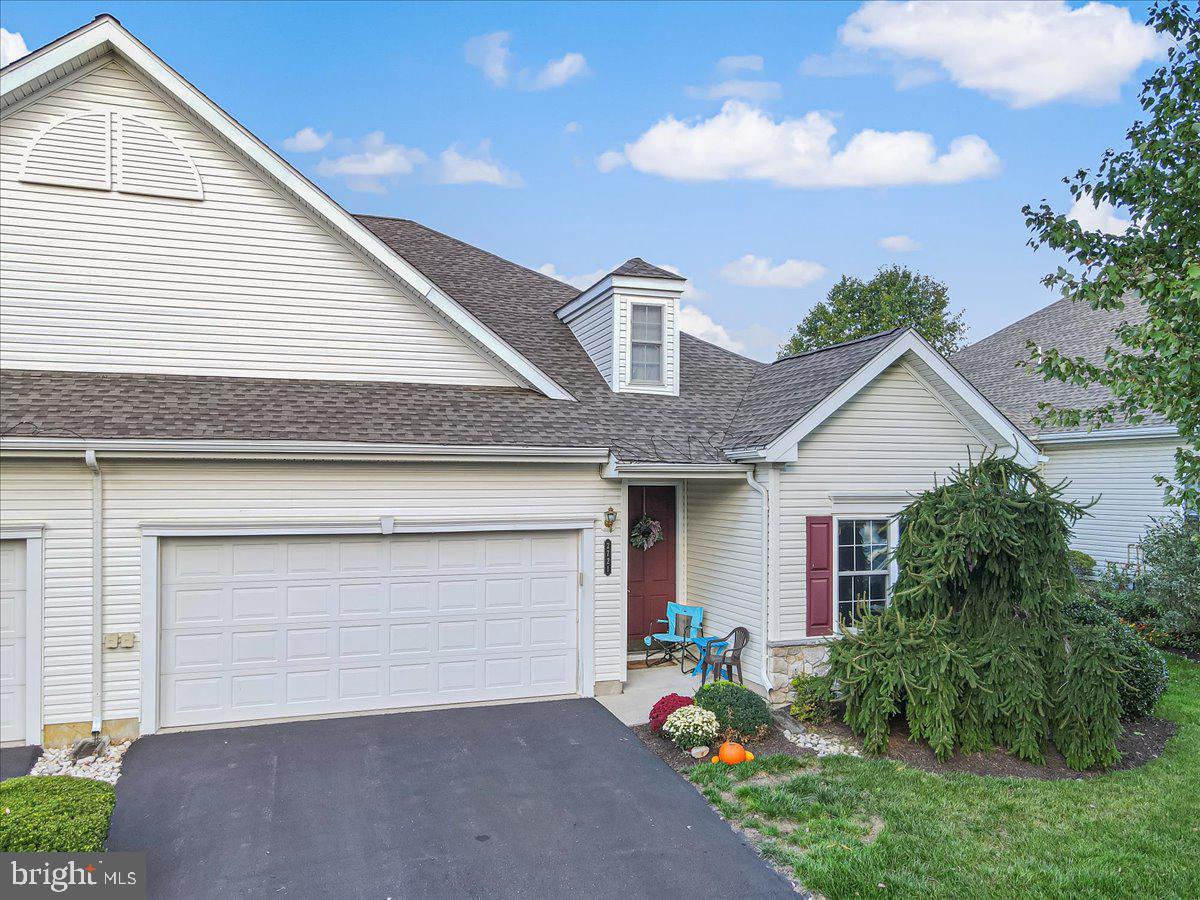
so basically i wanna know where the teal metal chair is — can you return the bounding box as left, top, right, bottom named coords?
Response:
left=643, top=602, right=704, bottom=670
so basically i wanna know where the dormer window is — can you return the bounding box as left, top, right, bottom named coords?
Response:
left=631, top=304, right=665, bottom=384
left=555, top=257, right=684, bottom=396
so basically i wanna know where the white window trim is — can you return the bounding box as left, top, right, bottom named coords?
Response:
left=138, top=517, right=597, bottom=735
left=629, top=302, right=666, bottom=386
left=832, top=515, right=900, bottom=635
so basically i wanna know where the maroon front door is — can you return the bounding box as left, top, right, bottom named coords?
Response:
left=627, top=485, right=677, bottom=642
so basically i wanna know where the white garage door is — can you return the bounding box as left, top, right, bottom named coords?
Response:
left=159, top=531, right=580, bottom=728
left=0, top=540, right=28, bottom=744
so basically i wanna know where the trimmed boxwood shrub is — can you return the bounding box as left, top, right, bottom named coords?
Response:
left=648, top=693, right=693, bottom=732
left=789, top=673, right=834, bottom=724
left=1063, top=595, right=1169, bottom=718
left=0, top=776, right=116, bottom=852
left=695, top=680, right=772, bottom=741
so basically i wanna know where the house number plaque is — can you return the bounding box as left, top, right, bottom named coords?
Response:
left=604, top=539, right=612, bottom=576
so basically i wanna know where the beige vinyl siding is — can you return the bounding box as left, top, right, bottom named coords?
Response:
left=0, top=459, right=623, bottom=726
left=561, top=296, right=614, bottom=387
left=685, top=478, right=765, bottom=683
left=777, top=362, right=989, bottom=640
left=1041, top=436, right=1181, bottom=567
left=0, top=59, right=514, bottom=386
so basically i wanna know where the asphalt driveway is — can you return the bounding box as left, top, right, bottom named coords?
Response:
left=108, top=699, right=794, bottom=899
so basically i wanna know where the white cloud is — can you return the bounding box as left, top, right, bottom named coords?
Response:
left=688, top=80, right=782, bottom=102
left=604, top=100, right=999, bottom=188
left=438, top=141, right=522, bottom=187
left=466, top=31, right=586, bottom=91
left=1, top=28, right=28, bottom=68
left=720, top=254, right=827, bottom=289
left=315, top=131, right=427, bottom=193
left=282, top=127, right=331, bottom=153
left=879, top=234, right=920, bottom=251
left=840, top=0, right=1167, bottom=108
left=596, top=150, right=628, bottom=173
left=537, top=263, right=610, bottom=291
left=563, top=121, right=582, bottom=134
left=465, top=31, right=512, bottom=86
left=717, top=54, right=764, bottom=74
left=655, top=263, right=707, bottom=300
left=679, top=305, right=745, bottom=353
left=1068, top=192, right=1130, bottom=236
left=526, top=52, right=588, bottom=90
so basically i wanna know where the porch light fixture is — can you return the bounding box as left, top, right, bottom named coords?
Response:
left=604, top=507, right=618, bottom=531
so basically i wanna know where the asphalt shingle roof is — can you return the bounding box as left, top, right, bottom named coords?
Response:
left=0, top=217, right=973, bottom=463
left=610, top=258, right=685, bottom=280
left=725, top=330, right=906, bottom=450
left=950, top=296, right=1168, bottom=434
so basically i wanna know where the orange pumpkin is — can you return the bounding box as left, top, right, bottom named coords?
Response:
left=718, top=741, right=748, bottom=765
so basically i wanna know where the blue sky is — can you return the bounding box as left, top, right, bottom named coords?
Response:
left=1, top=1, right=1161, bottom=360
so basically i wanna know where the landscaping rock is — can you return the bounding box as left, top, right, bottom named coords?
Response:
left=32, top=740, right=130, bottom=784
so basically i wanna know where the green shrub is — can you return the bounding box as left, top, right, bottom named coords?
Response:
left=830, top=453, right=1123, bottom=770
left=1069, top=549, right=1098, bottom=577
left=1063, top=595, right=1168, bottom=717
left=1139, top=516, right=1200, bottom=640
left=789, top=673, right=834, bottom=724
left=695, top=680, right=772, bottom=741
left=0, top=776, right=116, bottom=852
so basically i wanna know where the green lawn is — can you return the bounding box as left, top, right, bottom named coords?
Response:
left=690, top=654, right=1200, bottom=899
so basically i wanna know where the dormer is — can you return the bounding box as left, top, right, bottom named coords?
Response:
left=556, top=259, right=685, bottom=396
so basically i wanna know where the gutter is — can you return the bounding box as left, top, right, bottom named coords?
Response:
left=84, top=450, right=103, bottom=734
left=1036, top=425, right=1179, bottom=445
left=0, top=438, right=610, bottom=463
left=743, top=466, right=773, bottom=691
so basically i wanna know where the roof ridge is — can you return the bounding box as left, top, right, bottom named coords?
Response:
left=772, top=327, right=906, bottom=365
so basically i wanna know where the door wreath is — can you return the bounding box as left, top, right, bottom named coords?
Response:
left=630, top=515, right=664, bottom=551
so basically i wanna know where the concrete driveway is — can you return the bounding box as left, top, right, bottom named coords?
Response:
left=108, top=699, right=793, bottom=899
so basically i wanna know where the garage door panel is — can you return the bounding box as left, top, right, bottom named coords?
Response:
left=159, top=532, right=579, bottom=728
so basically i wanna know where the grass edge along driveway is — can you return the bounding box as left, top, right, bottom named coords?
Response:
left=690, top=654, right=1199, bottom=900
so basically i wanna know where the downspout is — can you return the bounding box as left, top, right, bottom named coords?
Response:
left=85, top=450, right=103, bottom=734
left=744, top=466, right=772, bottom=692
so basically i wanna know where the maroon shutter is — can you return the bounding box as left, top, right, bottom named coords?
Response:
left=806, top=516, right=834, bottom=636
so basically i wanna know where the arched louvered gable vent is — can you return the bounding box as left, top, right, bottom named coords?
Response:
left=20, top=109, right=203, bottom=201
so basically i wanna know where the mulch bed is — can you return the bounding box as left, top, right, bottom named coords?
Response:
left=810, top=715, right=1176, bottom=780
left=1166, top=647, right=1200, bottom=663
left=632, top=723, right=815, bottom=772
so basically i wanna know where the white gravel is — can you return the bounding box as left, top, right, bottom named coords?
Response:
left=30, top=741, right=130, bottom=784
left=782, top=726, right=861, bottom=758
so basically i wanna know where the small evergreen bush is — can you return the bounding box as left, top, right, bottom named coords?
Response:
left=829, top=453, right=1124, bottom=770
left=0, top=776, right=115, bottom=852
left=1068, top=549, right=1098, bottom=577
left=695, top=680, right=772, bottom=741
left=1139, top=516, right=1200, bottom=641
left=789, top=673, right=834, bottom=724
left=648, top=693, right=693, bottom=732
left=1063, top=595, right=1168, bottom=718
left=662, top=705, right=719, bottom=750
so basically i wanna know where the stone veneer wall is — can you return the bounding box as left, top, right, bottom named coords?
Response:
left=767, top=640, right=836, bottom=704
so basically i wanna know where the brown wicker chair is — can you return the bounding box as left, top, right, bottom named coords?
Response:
left=699, top=626, right=750, bottom=686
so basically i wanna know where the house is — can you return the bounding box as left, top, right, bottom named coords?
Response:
left=0, top=15, right=1038, bottom=748
left=952, top=297, right=1183, bottom=570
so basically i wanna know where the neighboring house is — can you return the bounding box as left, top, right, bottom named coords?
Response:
left=952, top=298, right=1182, bottom=570
left=0, top=16, right=1037, bottom=747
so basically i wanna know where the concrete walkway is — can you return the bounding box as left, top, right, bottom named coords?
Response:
left=597, top=665, right=701, bottom=725
left=108, top=699, right=794, bottom=899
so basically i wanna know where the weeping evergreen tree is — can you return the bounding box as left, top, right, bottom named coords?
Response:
left=829, top=454, right=1124, bottom=770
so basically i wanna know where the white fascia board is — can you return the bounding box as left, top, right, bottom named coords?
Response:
left=761, top=330, right=1041, bottom=466
left=1036, top=424, right=1179, bottom=445
left=609, top=462, right=750, bottom=480
left=0, top=437, right=610, bottom=463
left=1, top=18, right=572, bottom=402
left=556, top=274, right=684, bottom=321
